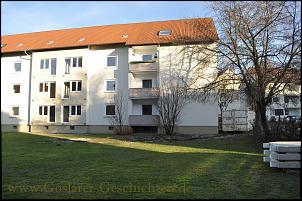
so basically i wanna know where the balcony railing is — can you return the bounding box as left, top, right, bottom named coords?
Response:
left=129, top=88, right=159, bottom=99
left=129, top=61, right=159, bottom=72
left=129, top=115, right=160, bottom=126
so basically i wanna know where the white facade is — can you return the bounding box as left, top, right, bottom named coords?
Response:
left=1, top=43, right=219, bottom=134
left=1, top=54, right=31, bottom=131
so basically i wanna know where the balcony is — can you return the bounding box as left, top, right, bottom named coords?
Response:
left=129, top=61, right=159, bottom=73
left=129, top=88, right=159, bottom=99
left=129, top=115, right=160, bottom=126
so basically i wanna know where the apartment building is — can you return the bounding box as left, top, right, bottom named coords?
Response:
left=1, top=18, right=219, bottom=134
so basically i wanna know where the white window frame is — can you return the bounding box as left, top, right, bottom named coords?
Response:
left=61, top=105, right=82, bottom=123
left=104, top=79, right=117, bottom=93
left=104, top=104, right=116, bottom=116
left=70, top=80, right=82, bottom=92
left=106, top=56, right=118, bottom=68
left=40, top=58, right=56, bottom=70
left=66, top=57, right=82, bottom=69
left=38, top=105, right=48, bottom=116
left=11, top=105, right=20, bottom=117
left=70, top=105, right=81, bottom=116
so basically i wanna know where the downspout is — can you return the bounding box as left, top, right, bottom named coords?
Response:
left=21, top=50, right=32, bottom=132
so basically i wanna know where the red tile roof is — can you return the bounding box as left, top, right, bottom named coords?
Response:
left=1, top=18, right=218, bottom=53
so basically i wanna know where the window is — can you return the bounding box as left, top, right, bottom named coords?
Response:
left=107, top=56, right=117, bottom=67
left=142, top=80, right=152, bottom=88
left=68, top=57, right=82, bottom=68
left=275, top=109, right=284, bottom=116
left=45, top=59, right=49, bottom=69
left=272, top=97, right=279, bottom=103
left=13, top=84, right=20, bottom=93
left=51, top=58, right=56, bottom=75
left=44, top=83, right=48, bottom=92
left=50, top=83, right=56, bottom=98
left=39, top=81, right=54, bottom=97
left=14, top=62, right=21, bottom=72
left=44, top=106, right=48, bottom=115
left=78, top=57, right=82, bottom=67
left=73, top=57, right=77, bottom=67
left=65, top=58, right=71, bottom=74
left=63, top=106, right=70, bottom=122
left=40, top=60, right=44, bottom=69
left=49, top=106, right=55, bottom=122
left=12, top=106, right=19, bottom=116
left=142, top=105, right=152, bottom=115
left=64, top=82, right=70, bottom=98
left=142, top=55, right=153, bottom=61
left=106, top=105, right=115, bottom=115
left=78, top=81, right=82, bottom=91
left=71, top=106, right=76, bottom=115
left=72, top=82, right=76, bottom=91
left=39, top=106, right=43, bottom=115
left=40, top=58, right=56, bottom=70
left=39, top=106, right=48, bottom=115
left=158, top=30, right=172, bottom=36
left=70, top=81, right=82, bottom=92
left=77, top=105, right=81, bottom=115
left=39, top=82, right=50, bottom=93
left=106, top=80, right=116, bottom=92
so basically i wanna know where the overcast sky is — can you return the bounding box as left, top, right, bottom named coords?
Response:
left=1, top=1, right=213, bottom=36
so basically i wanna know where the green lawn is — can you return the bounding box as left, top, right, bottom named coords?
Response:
left=2, top=132, right=300, bottom=199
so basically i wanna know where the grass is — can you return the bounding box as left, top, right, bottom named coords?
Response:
left=2, top=132, right=300, bottom=199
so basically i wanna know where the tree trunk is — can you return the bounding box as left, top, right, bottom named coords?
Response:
left=254, top=102, right=271, bottom=142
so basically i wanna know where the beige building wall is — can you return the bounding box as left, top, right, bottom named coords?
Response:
left=31, top=48, right=89, bottom=126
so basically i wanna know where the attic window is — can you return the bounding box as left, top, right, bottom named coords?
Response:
left=158, top=30, right=172, bottom=36
left=16, top=43, right=23, bottom=47
left=1, top=44, right=6, bottom=48
left=121, top=34, right=128, bottom=38
left=47, top=40, right=54, bottom=45
left=79, top=37, right=85, bottom=42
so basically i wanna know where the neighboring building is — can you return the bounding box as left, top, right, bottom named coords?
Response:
left=1, top=18, right=219, bottom=134
left=218, top=68, right=301, bottom=129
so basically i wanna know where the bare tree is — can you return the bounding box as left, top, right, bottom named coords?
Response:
left=108, top=92, right=130, bottom=134
left=157, top=82, right=187, bottom=135
left=184, top=1, right=301, bottom=141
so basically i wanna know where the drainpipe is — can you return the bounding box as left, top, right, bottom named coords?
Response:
left=21, top=50, right=32, bottom=132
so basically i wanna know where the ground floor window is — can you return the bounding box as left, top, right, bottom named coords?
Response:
left=63, top=105, right=82, bottom=123
left=106, top=105, right=115, bottom=115
left=11, top=106, right=19, bottom=116
left=274, top=109, right=284, bottom=116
